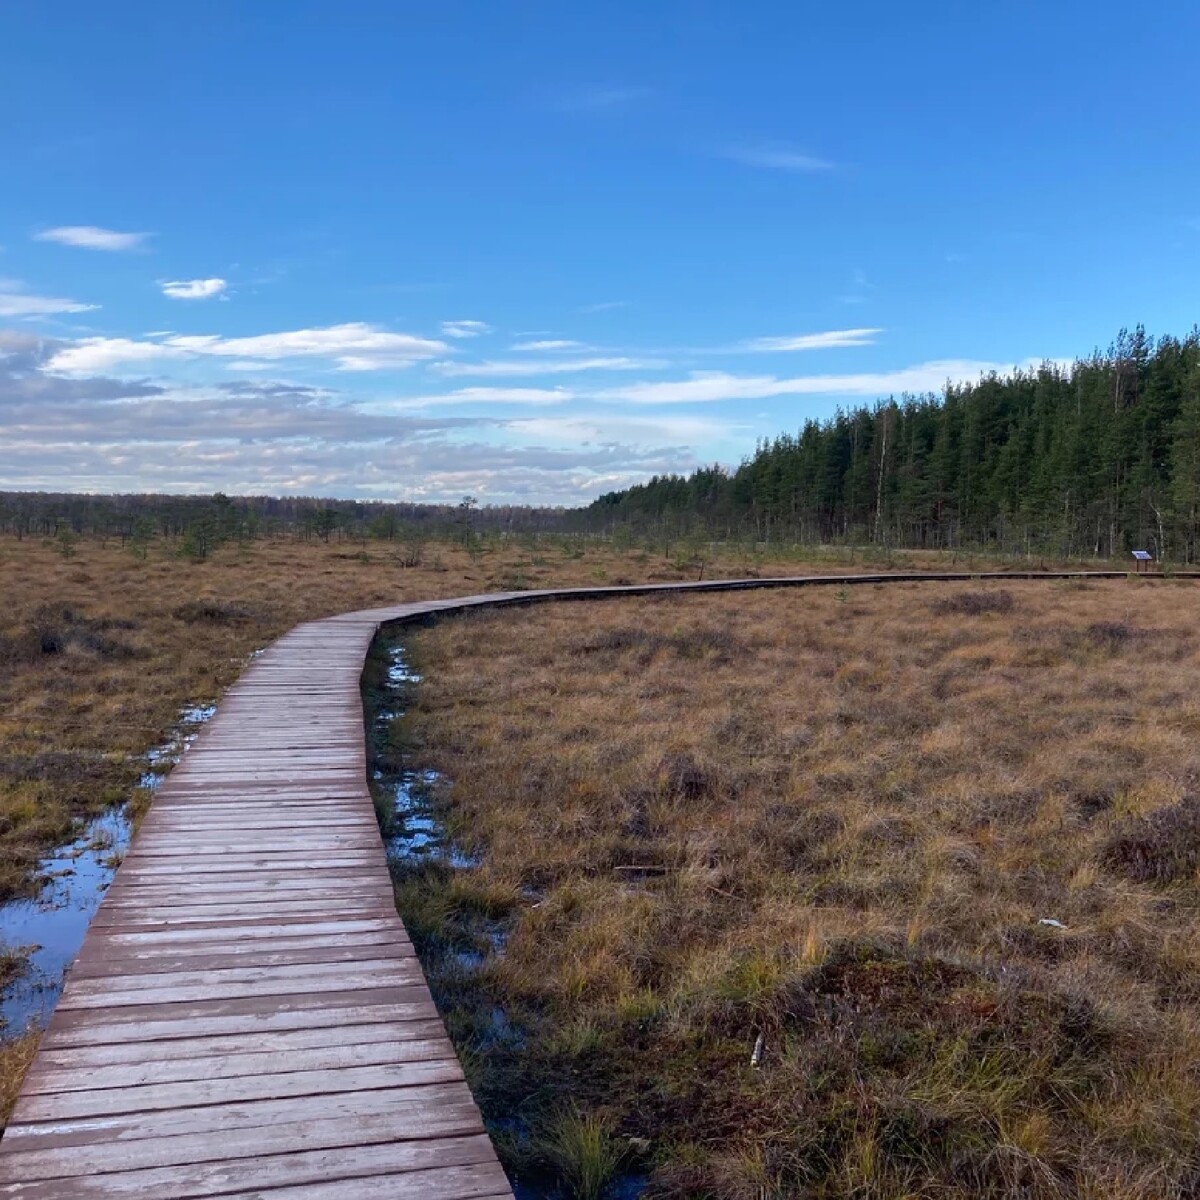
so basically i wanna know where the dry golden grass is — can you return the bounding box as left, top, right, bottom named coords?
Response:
left=0, top=529, right=912, bottom=903
left=0, top=1032, right=37, bottom=1125
left=0, top=526, right=1164, bottom=1168
left=401, top=579, right=1200, bottom=1198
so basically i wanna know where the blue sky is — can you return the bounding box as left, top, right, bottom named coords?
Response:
left=1, top=1, right=1197, bottom=505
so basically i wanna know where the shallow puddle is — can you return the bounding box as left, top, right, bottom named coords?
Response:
left=365, top=634, right=646, bottom=1200
left=370, top=643, right=481, bottom=868
left=0, top=702, right=216, bottom=1035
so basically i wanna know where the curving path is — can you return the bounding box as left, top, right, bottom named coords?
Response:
left=0, top=571, right=1180, bottom=1197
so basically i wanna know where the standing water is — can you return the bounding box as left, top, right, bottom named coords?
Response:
left=364, top=635, right=646, bottom=1200
left=369, top=644, right=479, bottom=868
left=0, top=702, right=217, bottom=1034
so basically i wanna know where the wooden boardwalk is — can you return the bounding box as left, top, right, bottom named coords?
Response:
left=0, top=602, right=513, bottom=1199
left=0, top=572, right=1179, bottom=1197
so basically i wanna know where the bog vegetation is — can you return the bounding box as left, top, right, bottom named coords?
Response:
left=0, top=529, right=850, bottom=1119
left=399, top=581, right=1200, bottom=1198
left=0, top=527, right=903, bottom=916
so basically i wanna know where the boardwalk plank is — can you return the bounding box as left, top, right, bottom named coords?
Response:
left=23, top=1027, right=451, bottom=1084
left=0, top=1133, right=500, bottom=1198
left=13, top=1059, right=465, bottom=1121
left=1, top=1090, right=485, bottom=1177
left=4, top=1080, right=481, bottom=1151
left=40, top=994, right=440, bottom=1049
left=30, top=1022, right=447, bottom=1075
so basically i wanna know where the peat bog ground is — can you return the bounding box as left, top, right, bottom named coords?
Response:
left=393, top=579, right=1200, bottom=1198
left=0, top=530, right=939, bottom=1116
left=0, top=529, right=1183, bottom=1195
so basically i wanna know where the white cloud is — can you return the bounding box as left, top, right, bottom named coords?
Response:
left=44, top=337, right=187, bottom=373
left=440, top=319, right=491, bottom=339
left=35, top=225, right=151, bottom=251
left=435, top=356, right=660, bottom=378
left=44, top=322, right=450, bottom=375
left=509, top=411, right=738, bottom=448
left=597, top=359, right=1054, bottom=405
left=161, top=278, right=227, bottom=300
left=0, top=280, right=97, bottom=317
left=721, top=145, right=834, bottom=172
left=375, top=386, right=574, bottom=411
left=511, top=339, right=587, bottom=352
left=740, top=328, right=882, bottom=352
left=1, top=341, right=701, bottom=505
left=578, top=300, right=629, bottom=313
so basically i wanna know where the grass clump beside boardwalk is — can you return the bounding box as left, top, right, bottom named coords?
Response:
left=401, top=580, right=1200, bottom=1198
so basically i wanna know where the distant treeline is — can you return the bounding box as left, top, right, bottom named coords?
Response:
left=0, top=491, right=569, bottom=557
left=581, top=327, right=1200, bottom=562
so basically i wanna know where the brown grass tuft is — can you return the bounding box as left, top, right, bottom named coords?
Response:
left=1102, top=796, right=1200, bottom=883
left=931, top=588, right=1017, bottom=615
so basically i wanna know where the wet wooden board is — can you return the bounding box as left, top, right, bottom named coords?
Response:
left=4, top=571, right=1189, bottom=1196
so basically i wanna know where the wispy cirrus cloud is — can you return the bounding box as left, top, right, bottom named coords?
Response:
left=739, top=328, right=882, bottom=353
left=578, top=300, right=630, bottom=314
left=596, top=359, right=1056, bottom=405
left=161, top=278, right=227, bottom=300
left=44, top=322, right=450, bottom=374
left=510, top=339, right=588, bottom=352
left=0, top=279, right=97, bottom=317
left=838, top=267, right=874, bottom=305
left=440, top=319, right=491, bottom=339
left=720, top=144, right=834, bottom=172
left=433, top=356, right=662, bottom=378
left=375, top=386, right=573, bottom=411
left=34, top=225, right=151, bottom=251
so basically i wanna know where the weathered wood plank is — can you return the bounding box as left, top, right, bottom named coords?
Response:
left=0, top=1133, right=500, bottom=1198
left=29, top=1019, right=449, bottom=1072
left=41, top=993, right=440, bottom=1049
left=1, top=1088, right=486, bottom=1175
left=13, top=1059, right=465, bottom=1121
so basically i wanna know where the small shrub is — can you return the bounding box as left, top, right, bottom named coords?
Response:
left=931, top=589, right=1015, bottom=616
left=172, top=599, right=255, bottom=624
left=1084, top=620, right=1139, bottom=651
left=1, top=605, right=139, bottom=664
left=29, top=604, right=74, bottom=655
left=656, top=751, right=714, bottom=801
left=1101, top=797, right=1200, bottom=883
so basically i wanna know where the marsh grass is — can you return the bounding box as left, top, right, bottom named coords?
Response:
left=0, top=531, right=867, bottom=906
left=537, top=1107, right=627, bottom=1200
left=0, top=1033, right=37, bottom=1124
left=5, top=529, right=963, bottom=1117
left=401, top=579, right=1200, bottom=1198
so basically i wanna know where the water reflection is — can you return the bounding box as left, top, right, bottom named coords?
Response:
left=0, top=702, right=216, bottom=1034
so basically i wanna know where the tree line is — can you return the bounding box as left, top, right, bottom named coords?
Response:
left=581, top=327, right=1200, bottom=562
left=0, top=492, right=570, bottom=559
